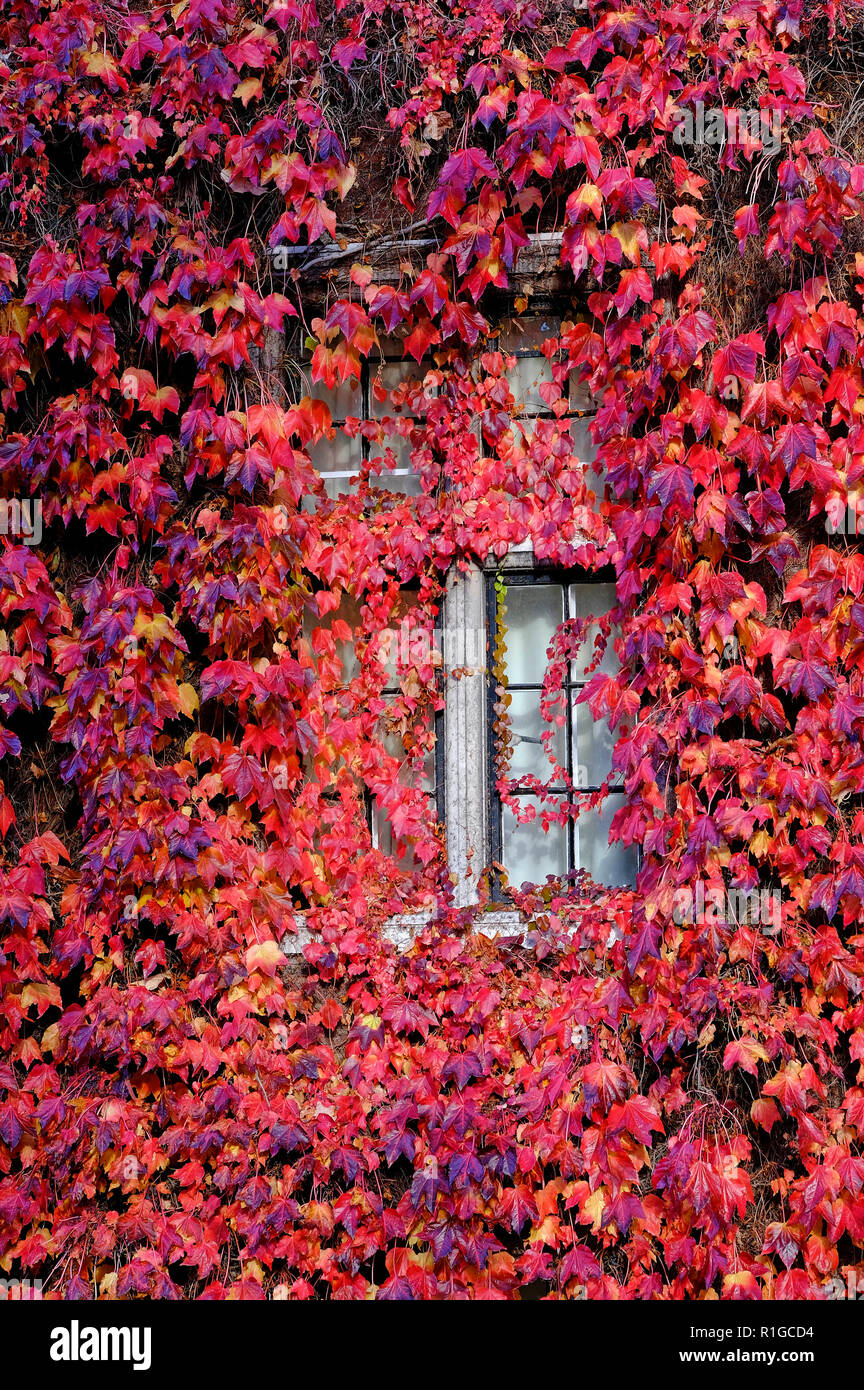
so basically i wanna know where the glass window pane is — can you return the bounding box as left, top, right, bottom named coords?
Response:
left=377, top=596, right=421, bottom=686
left=372, top=792, right=436, bottom=866
left=507, top=688, right=566, bottom=783
left=304, top=594, right=360, bottom=682
left=568, top=415, right=609, bottom=516
left=501, top=798, right=567, bottom=885
left=584, top=465, right=606, bottom=515
left=377, top=726, right=435, bottom=791
left=421, top=745, right=435, bottom=793
left=500, top=317, right=559, bottom=353
left=369, top=437, right=415, bottom=470
left=370, top=360, right=427, bottom=484
left=568, top=582, right=618, bottom=680
left=309, top=377, right=362, bottom=420
left=371, top=361, right=423, bottom=418
left=377, top=472, right=423, bottom=497
left=308, top=433, right=363, bottom=475
left=500, top=317, right=559, bottom=415
left=320, top=475, right=356, bottom=499
left=574, top=795, right=638, bottom=886
left=373, top=689, right=436, bottom=868
left=506, top=358, right=554, bottom=416
left=501, top=583, right=563, bottom=684
left=570, top=416, right=597, bottom=468
left=572, top=694, right=617, bottom=788
left=378, top=694, right=436, bottom=790
left=569, top=375, right=595, bottom=414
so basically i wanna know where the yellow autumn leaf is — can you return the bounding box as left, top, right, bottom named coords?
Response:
left=245, top=940, right=283, bottom=976
left=581, top=1187, right=606, bottom=1233
left=234, top=76, right=263, bottom=106
left=177, top=682, right=199, bottom=718
left=21, top=982, right=61, bottom=1014
left=610, top=221, right=643, bottom=263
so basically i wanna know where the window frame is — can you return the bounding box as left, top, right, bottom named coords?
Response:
left=484, top=563, right=635, bottom=899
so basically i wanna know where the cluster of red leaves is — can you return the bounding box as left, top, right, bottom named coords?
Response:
left=3, top=0, right=864, bottom=1299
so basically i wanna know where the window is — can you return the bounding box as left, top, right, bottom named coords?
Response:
left=294, top=306, right=637, bottom=910
left=486, top=570, right=638, bottom=893
left=303, top=589, right=443, bottom=872
left=495, top=311, right=604, bottom=507
left=306, top=343, right=429, bottom=497
left=495, top=314, right=560, bottom=417
left=370, top=592, right=442, bottom=867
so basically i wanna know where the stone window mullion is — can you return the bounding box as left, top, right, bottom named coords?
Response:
left=442, top=562, right=489, bottom=907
